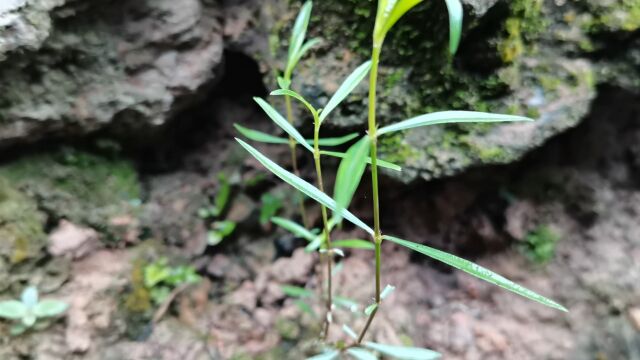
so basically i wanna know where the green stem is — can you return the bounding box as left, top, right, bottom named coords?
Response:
left=313, top=114, right=333, bottom=339
left=285, top=94, right=310, bottom=228
left=357, top=42, right=383, bottom=344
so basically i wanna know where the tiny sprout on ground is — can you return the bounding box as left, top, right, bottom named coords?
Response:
left=234, top=0, right=568, bottom=358
left=0, top=286, right=68, bottom=336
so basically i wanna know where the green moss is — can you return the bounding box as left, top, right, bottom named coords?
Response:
left=581, top=0, right=640, bottom=33
left=0, top=178, right=47, bottom=265
left=522, top=225, right=561, bottom=264
left=275, top=317, right=300, bottom=340
left=0, top=148, right=140, bottom=241
left=378, top=133, right=418, bottom=164
left=124, top=260, right=152, bottom=313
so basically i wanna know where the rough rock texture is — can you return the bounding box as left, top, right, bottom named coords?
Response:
left=264, top=0, right=640, bottom=182
left=0, top=0, right=223, bottom=146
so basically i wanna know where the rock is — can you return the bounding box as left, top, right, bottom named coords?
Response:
left=268, top=248, right=314, bottom=284
left=0, top=0, right=223, bottom=146
left=48, top=220, right=100, bottom=259
left=227, top=281, right=257, bottom=311
left=628, top=307, right=640, bottom=332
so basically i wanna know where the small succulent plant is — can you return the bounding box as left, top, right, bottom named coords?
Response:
left=0, top=286, right=68, bottom=335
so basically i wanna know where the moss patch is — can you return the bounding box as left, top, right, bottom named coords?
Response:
left=0, top=148, right=141, bottom=241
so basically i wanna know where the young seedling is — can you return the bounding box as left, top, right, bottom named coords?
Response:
left=236, top=0, right=567, bottom=358
left=0, top=286, right=68, bottom=335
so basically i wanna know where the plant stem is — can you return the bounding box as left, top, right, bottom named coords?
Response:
left=285, top=94, right=310, bottom=228
left=313, top=115, right=333, bottom=339
left=357, top=43, right=383, bottom=344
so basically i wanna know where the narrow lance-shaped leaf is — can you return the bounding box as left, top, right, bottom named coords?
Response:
left=287, top=1, right=313, bottom=75
left=332, top=137, right=370, bottom=224
left=288, top=38, right=322, bottom=76
left=235, top=124, right=359, bottom=147
left=444, top=0, right=463, bottom=55
left=364, top=342, right=441, bottom=360
left=271, top=89, right=317, bottom=116
left=347, top=348, right=378, bottom=360
left=380, top=0, right=423, bottom=38
left=331, top=239, right=375, bottom=250
left=383, top=235, right=568, bottom=312
left=33, top=300, right=68, bottom=318
left=319, top=61, right=372, bottom=123
left=321, top=150, right=401, bottom=172
left=281, top=285, right=314, bottom=298
left=377, top=111, right=533, bottom=136
left=236, top=139, right=374, bottom=235
left=253, top=97, right=314, bottom=152
left=271, top=217, right=316, bottom=241
left=306, top=350, right=340, bottom=360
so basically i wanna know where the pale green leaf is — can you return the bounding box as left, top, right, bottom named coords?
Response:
left=364, top=303, right=377, bottom=316
left=320, top=150, right=401, bottom=172
left=333, top=137, right=370, bottom=224
left=307, top=350, right=339, bottom=360
left=331, top=239, right=375, bottom=250
left=378, top=111, right=533, bottom=136
left=444, top=0, right=463, bottom=55
left=236, top=139, right=374, bottom=235
left=277, top=76, right=291, bottom=90
left=319, top=61, right=372, bottom=123
left=0, top=300, right=28, bottom=320
left=384, top=235, right=568, bottom=312
left=235, top=124, right=358, bottom=147
left=288, top=37, right=322, bottom=76
left=342, top=324, right=358, bottom=340
left=21, top=286, right=38, bottom=308
left=317, top=133, right=359, bottom=146
left=234, top=124, right=289, bottom=145
left=22, top=313, right=36, bottom=327
left=33, top=300, right=68, bottom=318
left=347, top=348, right=378, bottom=360
left=380, top=284, right=396, bottom=300
left=364, top=342, right=441, bottom=360
left=380, top=0, right=423, bottom=37
left=271, top=89, right=317, bottom=115
left=335, top=296, right=359, bottom=312
left=272, top=217, right=315, bottom=241
left=281, top=285, right=314, bottom=298
left=287, top=1, right=313, bottom=75
left=305, top=234, right=324, bottom=252
left=254, top=97, right=314, bottom=152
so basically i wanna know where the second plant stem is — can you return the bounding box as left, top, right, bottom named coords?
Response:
left=358, top=43, right=383, bottom=344
left=312, top=114, right=334, bottom=339
left=285, top=94, right=310, bottom=228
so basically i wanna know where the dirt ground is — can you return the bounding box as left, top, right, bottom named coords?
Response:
left=1, top=86, right=639, bottom=360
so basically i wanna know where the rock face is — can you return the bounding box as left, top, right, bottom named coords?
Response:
left=1, top=0, right=639, bottom=181
left=0, top=0, right=223, bottom=146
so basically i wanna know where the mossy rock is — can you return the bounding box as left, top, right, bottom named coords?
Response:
left=256, top=0, right=640, bottom=182
left=0, top=148, right=141, bottom=241
left=0, top=178, right=47, bottom=265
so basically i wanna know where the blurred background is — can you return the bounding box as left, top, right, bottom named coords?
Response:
left=0, top=0, right=639, bottom=359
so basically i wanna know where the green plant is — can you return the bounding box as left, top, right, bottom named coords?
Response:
left=198, top=173, right=237, bottom=246
left=0, top=286, right=68, bottom=335
left=260, top=192, right=284, bottom=225
left=523, top=225, right=561, bottom=264
left=143, top=258, right=201, bottom=305
left=236, top=0, right=567, bottom=358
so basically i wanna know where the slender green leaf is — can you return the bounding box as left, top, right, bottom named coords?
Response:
left=342, top=324, right=358, bottom=340
left=21, top=286, right=38, bottom=308
left=281, top=285, right=314, bottom=298
left=234, top=124, right=289, bottom=145
left=277, top=76, right=291, bottom=90
left=307, top=350, right=339, bottom=360
left=380, top=0, right=423, bottom=37
left=0, top=300, right=28, bottom=320
left=377, top=111, right=533, bottom=136
left=383, top=235, right=568, bottom=312
left=335, top=297, right=359, bottom=312
left=294, top=299, right=316, bottom=317
left=364, top=303, right=377, bottom=316
left=287, top=1, right=313, bottom=75
left=380, top=284, right=396, bottom=300
left=272, top=217, right=315, bottom=241
left=33, top=300, right=68, bottom=318
left=254, top=97, right=313, bottom=152
left=364, top=342, right=441, bottom=360
left=333, top=137, right=370, bottom=224
left=305, top=234, right=324, bottom=252
left=271, top=89, right=317, bottom=115
left=317, top=133, right=359, bottom=146
left=444, top=0, right=463, bottom=55
left=319, top=61, right=372, bottom=123
left=347, top=348, right=378, bottom=360
left=236, top=139, right=374, bottom=235
left=288, top=38, right=322, bottom=76
left=236, top=124, right=358, bottom=147
left=332, top=239, right=375, bottom=250
left=321, top=150, right=401, bottom=172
